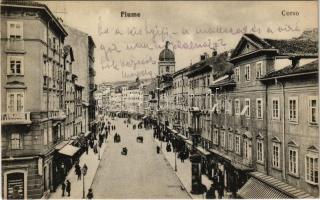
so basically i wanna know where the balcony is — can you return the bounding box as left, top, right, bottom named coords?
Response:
left=1, top=112, right=31, bottom=125
left=5, top=39, right=25, bottom=53
left=49, top=110, right=67, bottom=120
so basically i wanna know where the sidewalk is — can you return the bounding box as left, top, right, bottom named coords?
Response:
left=49, top=137, right=109, bottom=199
left=153, top=138, right=215, bottom=199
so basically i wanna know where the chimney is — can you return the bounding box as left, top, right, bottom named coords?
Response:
left=200, top=53, right=209, bottom=61
left=212, top=49, right=218, bottom=57
left=291, top=57, right=300, bottom=68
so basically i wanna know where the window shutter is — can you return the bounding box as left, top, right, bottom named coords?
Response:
left=18, top=22, right=23, bottom=39
left=7, top=21, right=12, bottom=38
left=7, top=56, right=11, bottom=75
left=20, top=93, right=24, bottom=112
left=20, top=57, right=24, bottom=75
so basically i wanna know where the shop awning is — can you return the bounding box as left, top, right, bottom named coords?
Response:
left=208, top=148, right=232, bottom=161
left=58, top=145, right=80, bottom=157
left=185, top=139, right=193, bottom=146
left=177, top=133, right=188, bottom=140
left=246, top=171, right=315, bottom=199
left=196, top=146, right=211, bottom=156
left=55, top=141, right=69, bottom=150
left=84, top=131, right=91, bottom=137
left=237, top=177, right=292, bottom=199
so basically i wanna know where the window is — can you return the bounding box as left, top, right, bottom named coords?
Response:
left=6, top=91, right=24, bottom=112
left=272, top=98, right=280, bottom=120
left=7, top=21, right=23, bottom=39
left=257, top=140, right=264, bottom=163
left=7, top=56, right=24, bottom=75
left=272, top=143, right=280, bottom=169
left=245, top=99, right=250, bottom=117
left=235, top=99, right=240, bottom=115
left=11, top=133, right=22, bottom=149
left=309, top=97, right=318, bottom=124
left=43, top=129, right=48, bottom=145
left=243, top=139, right=251, bottom=160
left=256, top=98, right=263, bottom=119
left=221, top=131, right=226, bottom=148
left=305, top=153, right=318, bottom=184
left=228, top=133, right=233, bottom=151
left=213, top=129, right=219, bottom=145
left=245, top=64, right=250, bottom=81
left=48, top=127, right=52, bottom=143
left=235, top=67, right=240, bottom=82
left=256, top=62, right=263, bottom=79
left=235, top=135, right=241, bottom=154
left=225, top=99, right=232, bottom=115
left=166, top=66, right=169, bottom=72
left=289, top=97, right=298, bottom=122
left=289, top=148, right=299, bottom=176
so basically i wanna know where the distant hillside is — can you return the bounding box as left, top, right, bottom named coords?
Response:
left=294, top=28, right=318, bottom=41
left=99, top=77, right=153, bottom=88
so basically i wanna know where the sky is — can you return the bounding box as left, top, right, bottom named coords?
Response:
left=42, top=1, right=318, bottom=84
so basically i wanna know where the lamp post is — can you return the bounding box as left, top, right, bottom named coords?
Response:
left=174, top=149, right=177, bottom=171
left=82, top=166, right=87, bottom=199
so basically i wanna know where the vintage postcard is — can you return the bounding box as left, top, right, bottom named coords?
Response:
left=1, top=0, right=318, bottom=199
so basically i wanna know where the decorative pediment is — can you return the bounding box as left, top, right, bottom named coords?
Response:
left=307, top=145, right=318, bottom=152
left=230, top=34, right=272, bottom=59
left=271, top=136, right=281, bottom=143
left=243, top=131, right=252, bottom=139
left=288, top=140, right=299, bottom=147
left=256, top=132, right=264, bottom=140
left=5, top=81, right=27, bottom=89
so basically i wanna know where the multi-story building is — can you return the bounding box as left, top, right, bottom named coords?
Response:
left=88, top=36, right=97, bottom=127
left=144, top=33, right=318, bottom=198
left=1, top=1, right=68, bottom=198
left=209, top=34, right=318, bottom=198
left=172, top=67, right=189, bottom=137
left=63, top=25, right=96, bottom=138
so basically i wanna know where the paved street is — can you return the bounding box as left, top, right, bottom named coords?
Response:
left=91, top=118, right=190, bottom=199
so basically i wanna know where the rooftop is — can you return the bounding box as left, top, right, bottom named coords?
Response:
left=261, top=60, right=318, bottom=79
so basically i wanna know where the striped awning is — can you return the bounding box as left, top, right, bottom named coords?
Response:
left=196, top=146, right=211, bottom=156
left=58, top=145, right=80, bottom=157
left=249, top=171, right=315, bottom=199
left=237, top=177, right=291, bottom=199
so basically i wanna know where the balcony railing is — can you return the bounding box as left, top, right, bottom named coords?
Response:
left=6, top=39, right=25, bottom=52
left=49, top=110, right=66, bottom=120
left=2, top=112, right=31, bottom=125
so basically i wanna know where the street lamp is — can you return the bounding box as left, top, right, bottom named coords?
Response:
left=174, top=148, right=177, bottom=171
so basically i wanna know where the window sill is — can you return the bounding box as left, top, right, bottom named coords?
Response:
left=272, top=166, right=282, bottom=172
left=256, top=117, right=263, bottom=120
left=305, top=180, right=318, bottom=186
left=308, top=123, right=318, bottom=127
left=288, top=173, right=300, bottom=179
left=7, top=74, right=24, bottom=77
left=257, top=160, right=264, bottom=165
left=271, top=118, right=281, bottom=121
left=288, top=121, right=299, bottom=125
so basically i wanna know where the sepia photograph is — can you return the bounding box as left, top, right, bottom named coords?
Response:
left=0, top=0, right=318, bottom=199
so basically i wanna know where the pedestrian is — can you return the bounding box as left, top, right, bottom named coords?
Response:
left=75, top=163, right=81, bottom=180
left=66, top=180, right=71, bottom=197
left=157, top=146, right=160, bottom=154
left=85, top=140, right=89, bottom=155
left=93, top=142, right=98, bottom=154
left=206, top=184, right=216, bottom=199
left=83, top=163, right=88, bottom=174
left=87, top=188, right=94, bottom=199
left=61, top=180, right=66, bottom=197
